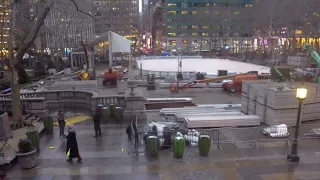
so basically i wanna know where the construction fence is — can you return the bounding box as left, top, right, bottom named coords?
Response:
left=131, top=124, right=320, bottom=153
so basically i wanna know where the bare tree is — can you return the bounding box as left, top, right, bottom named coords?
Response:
left=8, top=0, right=92, bottom=129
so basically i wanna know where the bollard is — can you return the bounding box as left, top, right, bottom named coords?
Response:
left=26, top=131, right=40, bottom=151
left=173, top=136, right=185, bottom=158
left=146, top=136, right=159, bottom=158
left=43, top=117, right=53, bottom=134
left=198, top=135, right=211, bottom=157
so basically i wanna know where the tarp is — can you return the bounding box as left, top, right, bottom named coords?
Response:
left=109, top=31, right=131, bottom=53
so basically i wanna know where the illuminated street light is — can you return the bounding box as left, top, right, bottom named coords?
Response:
left=287, top=86, right=307, bottom=162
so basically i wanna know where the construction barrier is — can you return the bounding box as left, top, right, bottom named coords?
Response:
left=131, top=124, right=320, bottom=154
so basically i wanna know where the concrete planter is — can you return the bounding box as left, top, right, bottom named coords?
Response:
left=17, top=149, right=37, bottom=169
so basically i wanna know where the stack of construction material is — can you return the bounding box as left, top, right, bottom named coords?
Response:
left=255, top=82, right=283, bottom=123
left=257, top=83, right=320, bottom=125
left=185, top=115, right=260, bottom=128
left=287, top=56, right=310, bottom=68
left=160, top=105, right=261, bottom=127
left=241, top=80, right=272, bottom=114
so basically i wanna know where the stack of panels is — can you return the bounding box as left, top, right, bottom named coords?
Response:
left=301, top=103, right=320, bottom=121
left=255, top=103, right=265, bottom=123
left=185, top=115, right=260, bottom=128
left=248, top=99, right=256, bottom=115
left=265, top=107, right=298, bottom=126
left=248, top=80, right=272, bottom=101
left=241, top=96, right=249, bottom=114
left=176, top=111, right=243, bottom=119
left=266, top=86, right=317, bottom=109
left=287, top=56, right=310, bottom=67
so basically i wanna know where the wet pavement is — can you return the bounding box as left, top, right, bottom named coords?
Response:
left=6, top=119, right=320, bottom=180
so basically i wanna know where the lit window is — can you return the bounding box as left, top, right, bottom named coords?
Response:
left=168, top=3, right=176, bottom=7
left=192, top=33, right=198, bottom=36
left=182, top=26, right=188, bottom=29
left=168, top=33, right=176, bottom=37
left=168, top=11, right=177, bottom=15
left=205, top=11, right=209, bottom=15
left=234, top=11, right=240, bottom=15
left=192, top=11, right=198, bottom=15
left=202, top=33, right=209, bottom=37
left=215, top=11, right=220, bottom=15
left=168, top=26, right=177, bottom=29
left=192, top=25, right=198, bottom=29
left=181, top=10, right=188, bottom=15
left=202, top=26, right=209, bottom=29
left=206, top=3, right=210, bottom=7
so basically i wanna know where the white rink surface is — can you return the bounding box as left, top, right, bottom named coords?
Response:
left=137, top=58, right=270, bottom=75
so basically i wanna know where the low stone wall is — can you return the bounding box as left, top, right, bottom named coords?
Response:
left=0, top=97, right=48, bottom=117
left=0, top=90, right=125, bottom=116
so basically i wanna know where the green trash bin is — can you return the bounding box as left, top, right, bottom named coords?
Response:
left=26, top=131, right=40, bottom=151
left=173, top=136, right=185, bottom=158
left=115, top=107, right=123, bottom=121
left=102, top=107, right=108, bottom=122
left=198, top=135, right=211, bottom=157
left=108, top=104, right=116, bottom=118
left=43, top=117, right=53, bottom=134
left=146, top=136, right=159, bottom=158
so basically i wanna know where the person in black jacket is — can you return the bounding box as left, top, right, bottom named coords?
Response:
left=66, top=125, right=82, bottom=163
left=93, top=108, right=102, bottom=138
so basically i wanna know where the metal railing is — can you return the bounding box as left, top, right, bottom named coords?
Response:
left=131, top=124, right=320, bottom=154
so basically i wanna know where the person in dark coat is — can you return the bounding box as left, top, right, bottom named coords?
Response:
left=58, top=110, right=66, bottom=138
left=66, top=125, right=82, bottom=163
left=93, top=108, right=102, bottom=138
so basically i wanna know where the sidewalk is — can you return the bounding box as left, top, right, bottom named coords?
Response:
left=0, top=121, right=44, bottom=166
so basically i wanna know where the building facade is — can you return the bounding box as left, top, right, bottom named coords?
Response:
left=165, top=0, right=255, bottom=53
left=92, top=0, right=139, bottom=36
left=44, top=0, right=94, bottom=56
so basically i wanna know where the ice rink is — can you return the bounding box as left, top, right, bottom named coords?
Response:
left=136, top=58, right=270, bottom=75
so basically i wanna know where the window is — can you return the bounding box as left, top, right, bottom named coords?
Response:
left=182, top=26, right=188, bottom=29
left=168, top=3, right=176, bottom=7
left=215, top=11, right=220, bottom=15
left=205, top=11, right=209, bottom=16
left=234, top=11, right=240, bottom=15
left=168, top=33, right=176, bottom=37
left=169, top=40, right=177, bottom=45
left=168, top=26, right=177, bottom=29
left=202, top=26, right=209, bottom=29
left=206, top=3, right=210, bottom=7
left=168, top=11, right=177, bottom=15
left=192, top=25, right=198, bottom=29
left=181, top=10, right=188, bottom=15
left=192, top=11, right=198, bottom=15
left=192, top=32, right=198, bottom=36
left=202, top=33, right=209, bottom=37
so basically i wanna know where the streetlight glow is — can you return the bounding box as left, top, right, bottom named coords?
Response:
left=296, top=88, right=307, bottom=100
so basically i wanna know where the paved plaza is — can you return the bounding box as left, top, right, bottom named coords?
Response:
left=5, top=119, right=320, bottom=180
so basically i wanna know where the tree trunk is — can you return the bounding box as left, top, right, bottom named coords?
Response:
left=8, top=0, right=54, bottom=128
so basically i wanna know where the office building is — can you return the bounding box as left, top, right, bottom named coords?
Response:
left=44, top=0, right=94, bottom=56
left=165, top=0, right=255, bottom=53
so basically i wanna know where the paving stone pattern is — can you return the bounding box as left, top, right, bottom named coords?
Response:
left=6, top=120, right=320, bottom=180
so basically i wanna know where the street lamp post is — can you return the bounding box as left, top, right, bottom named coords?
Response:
left=287, top=87, right=307, bottom=162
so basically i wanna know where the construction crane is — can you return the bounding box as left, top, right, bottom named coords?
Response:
left=78, top=40, right=92, bottom=80
left=301, top=43, right=320, bottom=83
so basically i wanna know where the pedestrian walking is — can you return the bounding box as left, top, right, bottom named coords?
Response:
left=66, top=124, right=82, bottom=163
left=58, top=110, right=66, bottom=138
left=93, top=107, right=102, bottom=138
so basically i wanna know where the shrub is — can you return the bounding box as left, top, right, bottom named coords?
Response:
left=18, top=139, right=33, bottom=153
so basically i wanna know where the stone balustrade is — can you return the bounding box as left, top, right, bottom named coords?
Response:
left=0, top=90, right=125, bottom=116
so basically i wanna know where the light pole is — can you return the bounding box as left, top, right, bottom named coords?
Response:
left=287, top=86, right=307, bottom=162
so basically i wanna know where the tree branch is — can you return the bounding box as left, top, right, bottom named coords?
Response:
left=69, top=0, right=97, bottom=20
